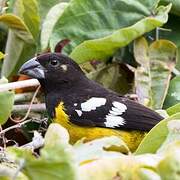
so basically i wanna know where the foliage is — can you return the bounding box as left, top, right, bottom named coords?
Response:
left=3, top=113, right=180, bottom=179
left=0, top=77, right=14, bottom=125
left=134, top=38, right=176, bottom=109
left=0, top=0, right=180, bottom=179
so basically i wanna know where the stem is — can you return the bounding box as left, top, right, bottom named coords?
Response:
left=0, top=119, right=32, bottom=135
left=10, top=85, right=41, bottom=123
left=0, top=79, right=40, bottom=92
left=155, top=27, right=159, bottom=41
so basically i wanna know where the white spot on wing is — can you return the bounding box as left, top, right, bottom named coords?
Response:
left=81, top=97, right=106, bottom=112
left=105, top=115, right=125, bottom=128
left=74, top=103, right=77, bottom=106
left=75, top=110, right=82, bottom=117
left=105, top=101, right=127, bottom=128
left=112, top=102, right=127, bottom=112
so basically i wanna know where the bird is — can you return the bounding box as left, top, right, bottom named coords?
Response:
left=19, top=52, right=163, bottom=151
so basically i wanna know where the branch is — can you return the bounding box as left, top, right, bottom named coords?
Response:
left=0, top=118, right=45, bottom=135
left=0, top=79, right=40, bottom=92
left=0, top=119, right=32, bottom=135
left=13, top=103, right=46, bottom=113
left=15, top=92, right=34, bottom=102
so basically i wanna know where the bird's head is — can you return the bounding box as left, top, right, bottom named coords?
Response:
left=19, top=53, right=84, bottom=87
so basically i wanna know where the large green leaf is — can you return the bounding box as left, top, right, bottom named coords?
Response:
left=79, top=154, right=161, bottom=180
left=74, top=136, right=129, bottom=164
left=1, top=30, right=36, bottom=78
left=135, top=113, right=180, bottom=155
left=37, top=0, right=69, bottom=21
left=1, top=0, right=40, bottom=78
left=41, top=2, right=69, bottom=50
left=8, top=123, right=78, bottom=180
left=147, top=39, right=176, bottom=109
left=157, top=120, right=180, bottom=153
left=158, top=14, right=180, bottom=70
left=0, top=77, right=14, bottom=125
left=157, top=141, right=180, bottom=180
left=134, top=37, right=151, bottom=106
left=15, top=0, right=40, bottom=41
left=49, top=0, right=169, bottom=54
left=0, top=163, right=28, bottom=180
left=166, top=103, right=180, bottom=116
left=163, top=76, right=180, bottom=108
left=0, top=13, right=28, bottom=31
left=70, top=4, right=171, bottom=63
left=134, top=38, right=177, bottom=109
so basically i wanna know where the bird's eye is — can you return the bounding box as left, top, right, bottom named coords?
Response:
left=49, top=59, right=59, bottom=67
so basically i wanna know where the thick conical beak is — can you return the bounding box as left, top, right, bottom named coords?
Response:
left=19, top=57, right=45, bottom=79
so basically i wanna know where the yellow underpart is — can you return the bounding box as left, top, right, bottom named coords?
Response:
left=55, top=102, right=146, bottom=152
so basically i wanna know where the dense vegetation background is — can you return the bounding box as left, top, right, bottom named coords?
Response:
left=0, top=0, right=180, bottom=179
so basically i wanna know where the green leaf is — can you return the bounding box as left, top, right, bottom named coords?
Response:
left=148, top=39, right=177, bottom=109
left=41, top=2, right=69, bottom=50
left=134, top=37, right=151, bottom=106
left=157, top=14, right=180, bottom=70
left=157, top=141, right=180, bottom=180
left=49, top=0, right=169, bottom=54
left=15, top=0, right=40, bottom=41
left=70, top=4, right=171, bottom=63
left=73, top=136, right=129, bottom=164
left=0, top=78, right=14, bottom=125
left=134, top=38, right=177, bottom=109
left=166, top=103, right=180, bottom=116
left=44, top=122, right=70, bottom=146
left=1, top=30, right=36, bottom=78
left=79, top=154, right=160, bottom=180
left=0, top=13, right=28, bottom=31
left=1, top=0, right=40, bottom=78
left=163, top=76, right=180, bottom=108
left=8, top=123, right=78, bottom=180
left=135, top=113, right=180, bottom=155
left=0, top=162, right=28, bottom=180
left=37, top=0, right=69, bottom=21
left=157, top=120, right=180, bottom=153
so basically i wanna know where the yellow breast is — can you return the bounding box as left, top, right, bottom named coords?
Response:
left=54, top=102, right=146, bottom=152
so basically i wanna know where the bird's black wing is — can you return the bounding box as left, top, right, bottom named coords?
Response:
left=66, top=95, right=163, bottom=131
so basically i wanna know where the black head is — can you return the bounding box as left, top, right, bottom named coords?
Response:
left=19, top=53, right=85, bottom=87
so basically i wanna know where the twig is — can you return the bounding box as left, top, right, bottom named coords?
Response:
left=155, top=27, right=159, bottom=41
left=13, top=103, right=46, bottom=113
left=0, top=119, right=32, bottom=135
left=0, top=125, right=6, bottom=148
left=0, top=79, right=40, bottom=92
left=10, top=85, right=41, bottom=123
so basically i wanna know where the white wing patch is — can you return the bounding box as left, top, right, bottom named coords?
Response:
left=105, top=101, right=127, bottom=128
left=75, top=110, right=82, bottom=117
left=112, top=102, right=127, bottom=114
left=81, top=97, right=106, bottom=112
left=105, top=115, right=125, bottom=127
